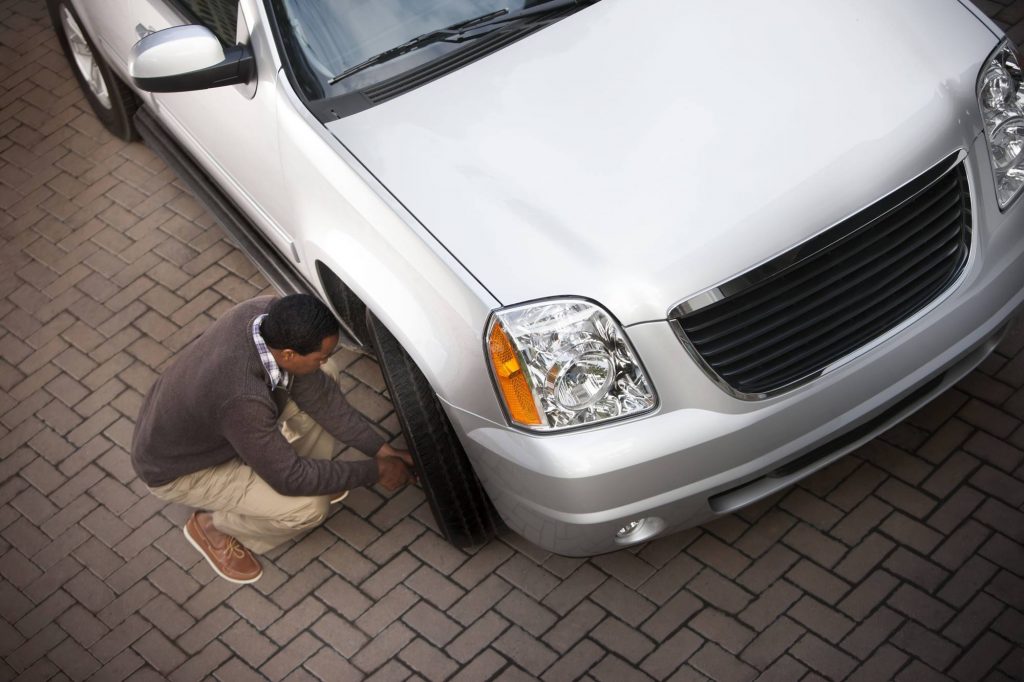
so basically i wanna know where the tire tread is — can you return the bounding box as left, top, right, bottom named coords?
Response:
left=367, top=312, right=502, bottom=547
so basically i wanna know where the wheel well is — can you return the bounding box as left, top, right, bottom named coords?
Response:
left=316, top=261, right=370, bottom=348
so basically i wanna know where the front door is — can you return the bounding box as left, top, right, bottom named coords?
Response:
left=80, top=0, right=302, bottom=267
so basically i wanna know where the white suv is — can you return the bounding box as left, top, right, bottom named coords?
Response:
left=50, top=0, right=1024, bottom=555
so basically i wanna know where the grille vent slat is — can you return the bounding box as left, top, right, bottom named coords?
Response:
left=740, top=265, right=956, bottom=387
left=696, top=214, right=963, bottom=359
left=715, top=239, right=962, bottom=376
left=674, top=159, right=971, bottom=396
left=684, top=173, right=962, bottom=338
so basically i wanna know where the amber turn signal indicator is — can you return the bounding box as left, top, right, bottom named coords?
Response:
left=488, top=322, right=542, bottom=426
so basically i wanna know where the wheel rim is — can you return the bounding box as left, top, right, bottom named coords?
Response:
left=59, top=6, right=111, bottom=109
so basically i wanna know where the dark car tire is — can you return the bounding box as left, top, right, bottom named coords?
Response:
left=48, top=0, right=138, bottom=141
left=366, top=310, right=504, bottom=547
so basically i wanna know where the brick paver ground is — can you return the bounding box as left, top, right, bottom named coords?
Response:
left=2, top=1, right=1024, bottom=680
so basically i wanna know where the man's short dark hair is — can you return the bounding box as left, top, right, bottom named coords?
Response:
left=261, top=294, right=339, bottom=355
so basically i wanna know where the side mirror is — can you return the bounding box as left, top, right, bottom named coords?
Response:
left=130, top=25, right=254, bottom=93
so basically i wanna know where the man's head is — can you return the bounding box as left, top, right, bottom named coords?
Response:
left=261, top=295, right=340, bottom=376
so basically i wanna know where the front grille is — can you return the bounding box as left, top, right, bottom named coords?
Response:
left=672, top=153, right=971, bottom=397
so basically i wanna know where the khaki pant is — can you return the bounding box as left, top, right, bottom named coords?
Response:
left=150, top=358, right=353, bottom=554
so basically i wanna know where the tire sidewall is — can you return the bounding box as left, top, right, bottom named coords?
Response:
left=48, top=0, right=135, bottom=140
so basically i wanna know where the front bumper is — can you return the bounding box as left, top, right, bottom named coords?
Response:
left=446, top=138, right=1024, bottom=556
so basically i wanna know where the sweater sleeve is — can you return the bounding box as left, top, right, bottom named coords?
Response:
left=220, top=397, right=379, bottom=496
left=288, top=370, right=387, bottom=457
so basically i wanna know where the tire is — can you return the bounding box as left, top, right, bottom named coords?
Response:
left=366, top=311, right=504, bottom=547
left=48, top=0, right=138, bottom=141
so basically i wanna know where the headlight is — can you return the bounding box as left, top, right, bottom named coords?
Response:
left=978, top=41, right=1024, bottom=209
left=486, top=298, right=657, bottom=431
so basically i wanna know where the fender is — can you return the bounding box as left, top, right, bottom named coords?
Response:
left=274, top=76, right=506, bottom=424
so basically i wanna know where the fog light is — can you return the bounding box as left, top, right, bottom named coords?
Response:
left=613, top=516, right=665, bottom=545
left=616, top=519, right=646, bottom=538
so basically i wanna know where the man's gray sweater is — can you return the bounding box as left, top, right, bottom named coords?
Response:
left=131, top=297, right=383, bottom=495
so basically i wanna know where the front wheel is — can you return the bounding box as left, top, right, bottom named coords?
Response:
left=48, top=0, right=138, bottom=141
left=366, top=311, right=504, bottom=547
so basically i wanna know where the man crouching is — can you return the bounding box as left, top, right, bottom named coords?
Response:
left=130, top=294, right=414, bottom=583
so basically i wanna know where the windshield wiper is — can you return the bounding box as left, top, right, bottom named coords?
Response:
left=327, top=9, right=508, bottom=85
left=328, top=0, right=595, bottom=85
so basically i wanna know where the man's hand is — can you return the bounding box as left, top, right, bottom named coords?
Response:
left=375, top=443, right=416, bottom=490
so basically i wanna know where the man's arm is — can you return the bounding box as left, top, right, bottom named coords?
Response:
left=220, top=397, right=379, bottom=496
left=289, top=370, right=386, bottom=457
left=289, top=370, right=416, bottom=491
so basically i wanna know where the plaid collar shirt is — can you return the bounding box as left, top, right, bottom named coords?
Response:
left=252, top=314, right=291, bottom=391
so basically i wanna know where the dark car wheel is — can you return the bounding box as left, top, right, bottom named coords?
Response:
left=48, top=0, right=138, bottom=141
left=366, top=310, right=504, bottom=547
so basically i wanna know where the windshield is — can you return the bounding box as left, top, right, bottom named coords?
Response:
left=273, top=0, right=563, bottom=100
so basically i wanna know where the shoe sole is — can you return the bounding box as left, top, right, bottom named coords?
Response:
left=330, top=490, right=349, bottom=504
left=183, top=523, right=262, bottom=585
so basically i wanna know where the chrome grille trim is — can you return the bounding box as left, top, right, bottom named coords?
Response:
left=670, top=150, right=972, bottom=400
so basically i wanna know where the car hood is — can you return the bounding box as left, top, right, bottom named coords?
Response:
left=326, top=0, right=995, bottom=325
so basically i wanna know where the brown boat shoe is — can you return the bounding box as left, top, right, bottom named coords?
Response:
left=329, top=490, right=349, bottom=504
left=184, top=511, right=262, bottom=584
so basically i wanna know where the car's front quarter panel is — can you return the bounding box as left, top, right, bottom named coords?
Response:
left=271, top=78, right=504, bottom=416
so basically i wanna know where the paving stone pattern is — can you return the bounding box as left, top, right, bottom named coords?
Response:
left=1, top=0, right=1024, bottom=680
